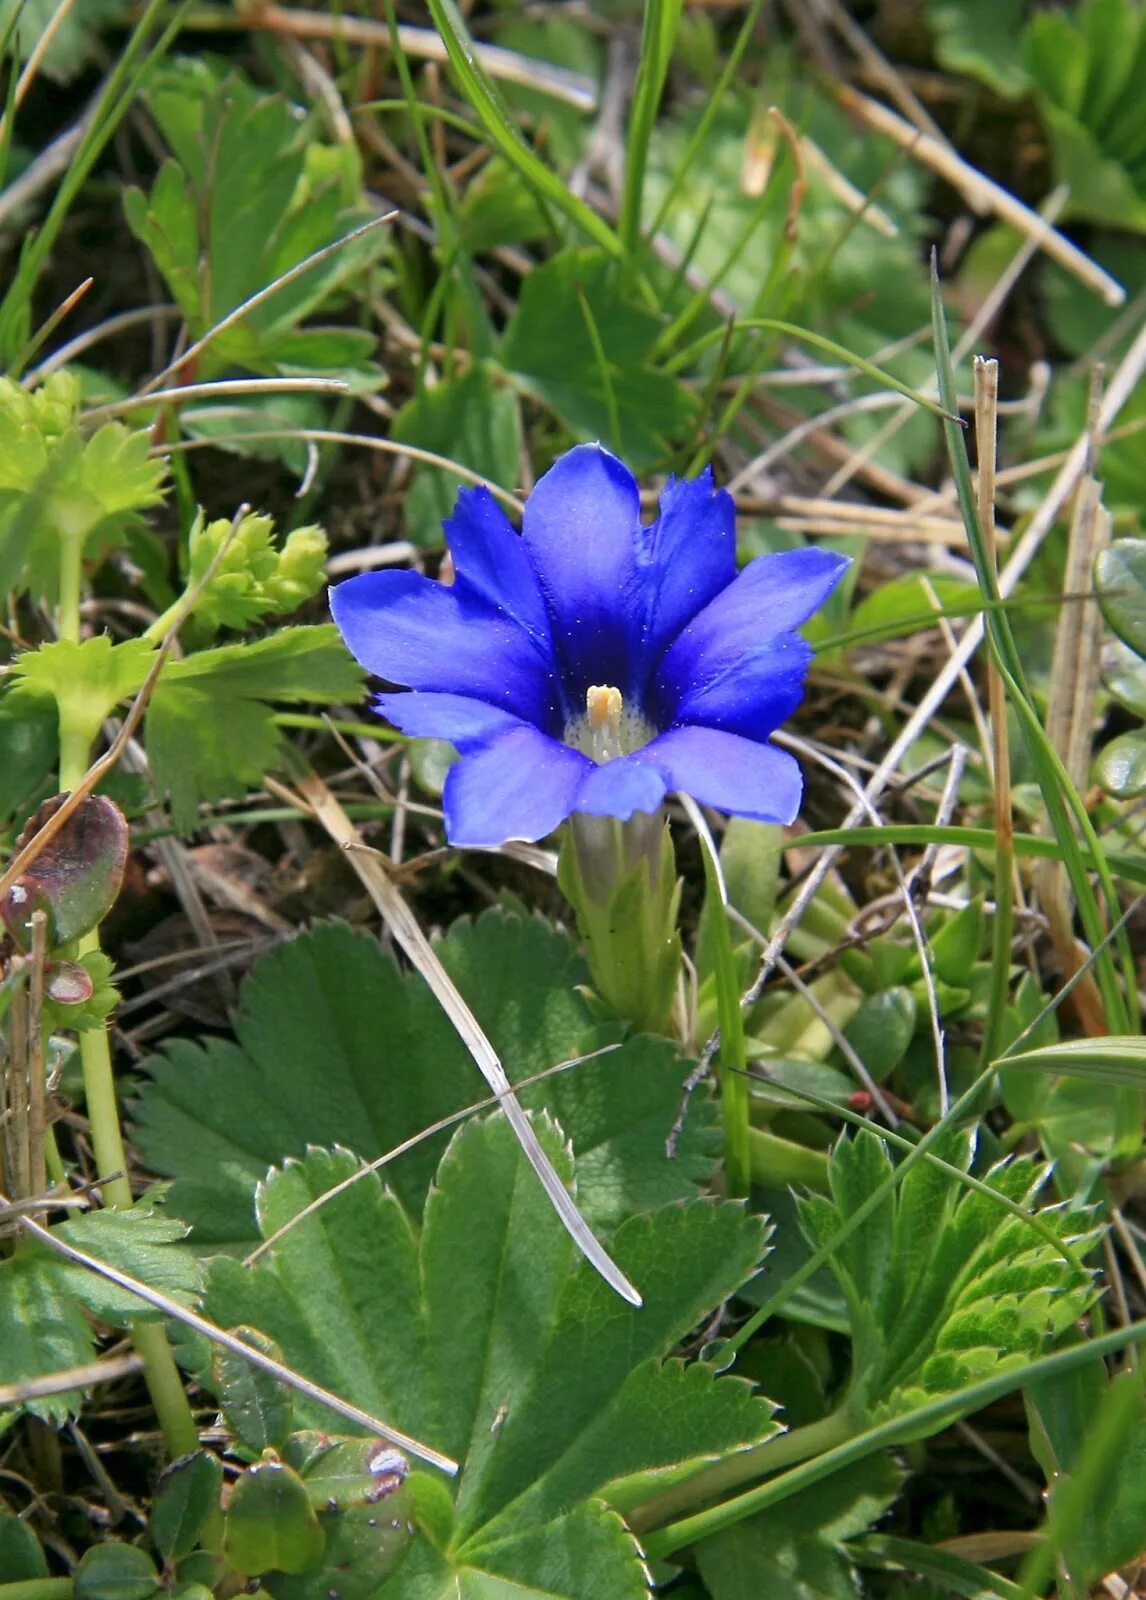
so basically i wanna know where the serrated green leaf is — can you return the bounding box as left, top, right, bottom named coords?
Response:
left=212, top=1328, right=293, bottom=1454
left=926, top=0, right=1030, bottom=95
left=126, top=59, right=386, bottom=369
left=200, top=1118, right=772, bottom=1600
left=0, top=1253, right=99, bottom=1424
left=14, top=636, right=155, bottom=749
left=145, top=626, right=363, bottom=831
left=799, top=1130, right=1097, bottom=1418
left=132, top=911, right=718, bottom=1246
left=51, top=1201, right=202, bottom=1325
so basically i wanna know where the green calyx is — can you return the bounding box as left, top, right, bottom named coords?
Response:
left=557, top=809, right=682, bottom=1037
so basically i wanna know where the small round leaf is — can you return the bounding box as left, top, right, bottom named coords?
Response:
left=74, top=1542, right=161, bottom=1600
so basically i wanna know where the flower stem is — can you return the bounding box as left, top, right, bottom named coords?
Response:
left=54, top=541, right=200, bottom=1465
left=626, top=1405, right=856, bottom=1535
left=557, top=811, right=682, bottom=1037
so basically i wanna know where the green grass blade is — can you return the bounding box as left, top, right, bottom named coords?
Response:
left=424, top=0, right=623, bottom=258
left=854, top=1534, right=1028, bottom=1600
left=694, top=814, right=751, bottom=1199
left=664, top=317, right=957, bottom=420
left=0, top=0, right=186, bottom=367
left=796, top=824, right=1146, bottom=892
left=642, top=1318, right=1146, bottom=1558
left=620, top=0, right=682, bottom=258
left=928, top=259, right=1135, bottom=1040
left=1000, top=1036, right=1146, bottom=1088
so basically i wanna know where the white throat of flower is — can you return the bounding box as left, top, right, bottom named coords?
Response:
left=565, top=685, right=655, bottom=764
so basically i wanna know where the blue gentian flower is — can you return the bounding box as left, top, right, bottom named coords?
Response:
left=331, top=444, right=847, bottom=847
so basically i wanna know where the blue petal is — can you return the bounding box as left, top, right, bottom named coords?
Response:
left=442, top=727, right=591, bottom=847
left=444, top=486, right=551, bottom=647
left=640, top=726, right=804, bottom=822
left=654, top=548, right=848, bottom=709
left=374, top=691, right=524, bottom=751
left=330, top=571, right=559, bottom=728
left=665, top=635, right=812, bottom=740
left=522, top=444, right=644, bottom=706
left=638, top=468, right=736, bottom=665
left=574, top=756, right=667, bottom=819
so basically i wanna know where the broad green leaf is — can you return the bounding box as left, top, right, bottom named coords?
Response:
left=0, top=1511, right=50, bottom=1578
left=13, top=636, right=154, bottom=750
left=1096, top=537, right=1146, bottom=654
left=1027, top=1359, right=1146, bottom=1589
left=1096, top=729, right=1146, bottom=797
left=798, top=1130, right=1098, bottom=1419
left=1024, top=0, right=1146, bottom=230
left=500, top=249, right=694, bottom=468
left=201, top=1119, right=774, bottom=1599
left=840, top=989, right=915, bottom=1082
left=74, top=1543, right=161, bottom=1600
left=223, top=1458, right=324, bottom=1577
left=0, top=683, right=57, bottom=825
left=391, top=366, right=523, bottom=546
left=125, top=59, right=385, bottom=364
left=696, top=1455, right=901, bottom=1600
left=926, top=0, right=1030, bottom=95
left=1001, top=1035, right=1146, bottom=1088
left=150, top=1451, right=224, bottom=1565
left=145, top=625, right=364, bottom=831
left=132, top=912, right=718, bottom=1247
left=266, top=1437, right=415, bottom=1598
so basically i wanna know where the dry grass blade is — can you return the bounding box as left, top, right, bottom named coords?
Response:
left=836, top=87, right=1126, bottom=307
left=0, top=1352, right=142, bottom=1407
left=293, top=769, right=643, bottom=1308
left=9, top=1199, right=458, bottom=1474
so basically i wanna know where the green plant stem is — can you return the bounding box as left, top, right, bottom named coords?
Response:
left=55, top=548, right=201, bottom=1467
left=642, top=1317, right=1146, bottom=1559
left=627, top=1405, right=854, bottom=1534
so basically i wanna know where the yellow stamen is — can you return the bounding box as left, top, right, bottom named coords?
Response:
left=586, top=685, right=624, bottom=762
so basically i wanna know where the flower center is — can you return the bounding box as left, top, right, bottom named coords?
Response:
left=565, top=685, right=656, bottom=763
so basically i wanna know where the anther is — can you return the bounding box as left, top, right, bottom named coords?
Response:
left=586, top=685, right=624, bottom=762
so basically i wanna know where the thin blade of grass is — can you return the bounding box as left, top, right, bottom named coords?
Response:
left=424, top=0, right=623, bottom=259
left=620, top=0, right=682, bottom=258
left=664, top=317, right=958, bottom=420
left=1000, top=1037, right=1146, bottom=1088
left=929, top=258, right=1135, bottom=1042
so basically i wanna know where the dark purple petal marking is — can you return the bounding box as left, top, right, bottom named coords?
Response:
left=330, top=570, right=559, bottom=727
left=638, top=726, right=805, bottom=824
left=521, top=444, right=645, bottom=707
left=442, top=726, right=591, bottom=847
